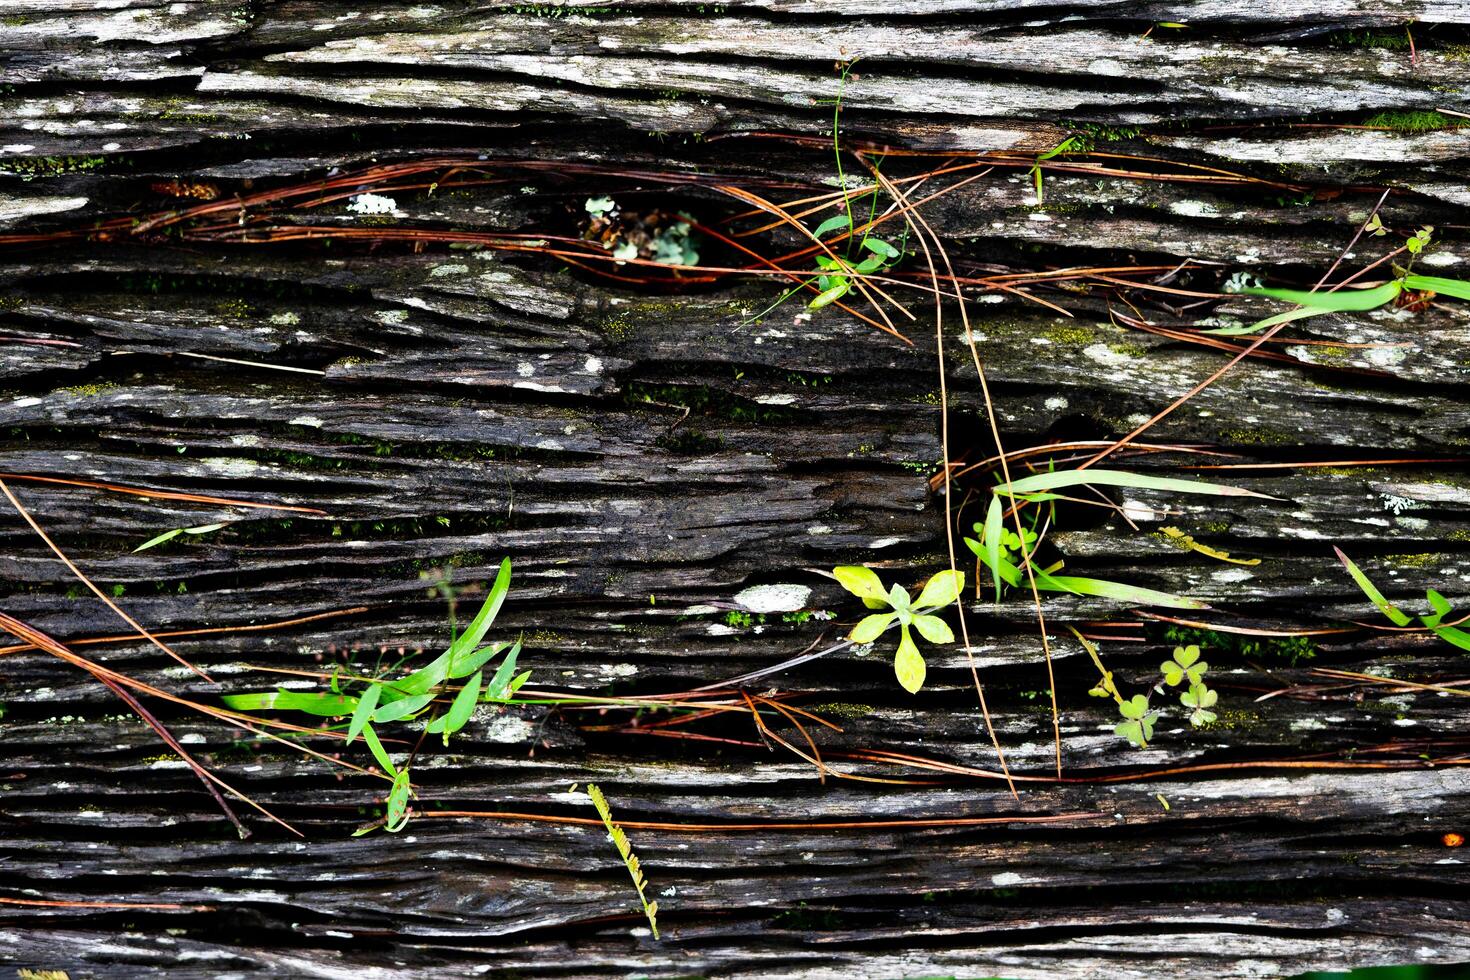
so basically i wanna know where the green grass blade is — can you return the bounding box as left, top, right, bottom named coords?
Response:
left=133, top=528, right=184, bottom=552
left=1034, top=570, right=1208, bottom=610
left=1242, top=281, right=1401, bottom=311
left=439, top=670, right=483, bottom=742
left=485, top=640, right=523, bottom=701
left=372, top=690, right=436, bottom=724
left=995, top=468, right=1271, bottom=499
left=220, top=689, right=356, bottom=716
left=450, top=557, right=511, bottom=662
left=345, top=683, right=380, bottom=745
left=1334, top=547, right=1411, bottom=626
left=360, top=723, right=397, bottom=777
left=983, top=496, right=1004, bottom=600
left=1202, top=305, right=1329, bottom=337
left=1403, top=274, right=1470, bottom=302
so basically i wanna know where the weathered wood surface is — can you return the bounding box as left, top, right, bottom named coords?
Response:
left=2, top=3, right=1470, bottom=978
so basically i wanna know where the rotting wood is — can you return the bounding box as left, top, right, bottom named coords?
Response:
left=1, top=3, right=1469, bottom=978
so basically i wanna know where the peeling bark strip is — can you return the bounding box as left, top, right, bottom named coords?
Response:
left=1, top=3, right=1470, bottom=978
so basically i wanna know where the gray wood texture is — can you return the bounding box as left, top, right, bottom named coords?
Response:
left=1, top=2, right=1469, bottom=977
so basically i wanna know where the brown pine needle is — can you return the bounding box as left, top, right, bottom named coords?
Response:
left=0, top=477, right=212, bottom=681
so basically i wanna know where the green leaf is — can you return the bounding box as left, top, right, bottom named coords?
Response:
left=384, top=768, right=412, bottom=832
left=808, top=280, right=850, bottom=309
left=1173, top=644, right=1201, bottom=669
left=849, top=612, right=896, bottom=644
left=360, top=723, right=396, bottom=777
left=915, top=569, right=964, bottom=610
left=1036, top=137, right=1077, bottom=162
left=852, top=253, right=886, bottom=274
left=812, top=214, right=852, bottom=239
left=396, top=652, right=451, bottom=698
left=834, top=566, right=888, bottom=602
left=1033, top=570, right=1208, bottom=610
left=507, top=669, right=532, bottom=695
left=485, top=640, right=524, bottom=701
left=893, top=626, right=926, bottom=694
left=995, top=468, right=1271, bottom=500
left=345, top=683, right=381, bottom=746
left=1241, top=280, right=1402, bottom=312
left=372, top=690, right=436, bottom=724
left=964, top=532, right=1022, bottom=589
left=1429, top=623, right=1470, bottom=653
left=450, top=641, right=511, bottom=680
left=862, top=238, right=900, bottom=259
left=585, top=196, right=615, bottom=215
left=1403, top=274, right=1470, bottom=302
left=1202, top=305, right=1332, bottom=337
left=1119, top=694, right=1150, bottom=720
left=133, top=528, right=184, bottom=553
left=1161, top=660, right=1186, bottom=687
left=220, top=689, right=356, bottom=717
left=911, top=614, right=954, bottom=644
left=1335, top=547, right=1411, bottom=626
left=1426, top=589, right=1453, bottom=620
left=887, top=582, right=911, bottom=614
left=436, top=670, right=482, bottom=744
left=984, top=496, right=1006, bottom=600
left=450, top=557, right=511, bottom=663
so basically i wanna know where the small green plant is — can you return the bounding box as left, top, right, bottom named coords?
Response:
left=587, top=783, right=659, bottom=938
left=224, top=557, right=531, bottom=834
left=133, top=522, right=229, bottom=552
left=833, top=566, right=963, bottom=693
left=1076, top=629, right=1220, bottom=748
left=1212, top=225, right=1469, bottom=336
left=965, top=468, right=1266, bottom=608
left=753, top=60, right=906, bottom=320
left=1029, top=137, right=1078, bottom=204
left=1336, top=548, right=1470, bottom=653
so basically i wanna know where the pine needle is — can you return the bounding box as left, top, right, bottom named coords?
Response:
left=586, top=783, right=660, bottom=939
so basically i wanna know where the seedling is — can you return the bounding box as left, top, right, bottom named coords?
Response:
left=133, top=522, right=229, bottom=552
left=965, top=468, right=1267, bottom=608
left=224, top=557, right=532, bottom=834
left=1211, top=226, right=1470, bottom=336
left=1029, top=137, right=1078, bottom=204
left=1076, top=628, right=1221, bottom=747
left=752, top=61, right=906, bottom=321
left=834, top=566, right=963, bottom=693
left=1336, top=548, right=1470, bottom=653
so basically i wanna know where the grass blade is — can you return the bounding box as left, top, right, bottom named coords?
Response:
left=1242, top=281, right=1401, bottom=311
left=1334, top=547, right=1411, bottom=626
left=995, top=468, right=1271, bottom=499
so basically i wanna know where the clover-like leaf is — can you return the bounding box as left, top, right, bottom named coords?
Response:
left=833, top=566, right=889, bottom=604
left=1114, top=695, right=1158, bottom=748
left=1181, top=682, right=1218, bottom=727
left=911, top=613, right=954, bottom=644
left=893, top=625, right=926, bottom=694
left=1119, top=694, right=1151, bottom=719
left=1162, top=645, right=1207, bottom=687
left=849, top=612, right=896, bottom=644
left=915, top=569, right=964, bottom=610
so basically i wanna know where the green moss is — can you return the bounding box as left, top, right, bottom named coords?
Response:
left=1330, top=28, right=1413, bottom=50
left=1361, top=110, right=1467, bottom=133
left=1042, top=323, right=1097, bottom=347
left=60, top=382, right=117, bottom=398
left=213, top=298, right=255, bottom=319
left=804, top=702, right=876, bottom=719
left=1387, top=552, right=1445, bottom=568
left=1219, top=427, right=1291, bottom=445
left=1160, top=625, right=1317, bottom=666
left=624, top=380, right=798, bottom=424
left=1108, top=341, right=1148, bottom=358
left=0, top=154, right=107, bottom=181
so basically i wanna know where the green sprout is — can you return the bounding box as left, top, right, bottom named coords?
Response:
left=833, top=566, right=963, bottom=693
